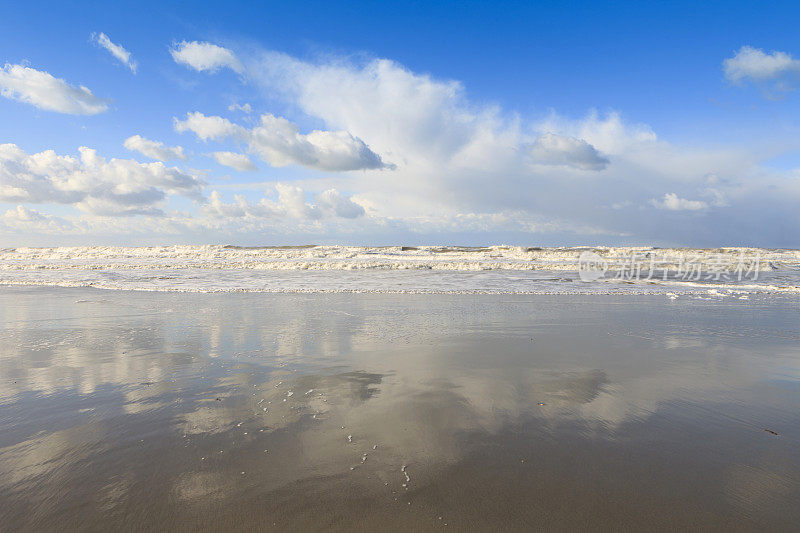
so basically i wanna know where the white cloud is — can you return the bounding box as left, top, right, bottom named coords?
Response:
left=228, top=102, right=252, bottom=113
left=2, top=204, right=45, bottom=223
left=202, top=186, right=363, bottom=220
left=536, top=110, right=657, bottom=155
left=170, top=41, right=242, bottom=73
left=124, top=135, right=187, bottom=161
left=248, top=54, right=491, bottom=166
left=0, top=205, right=72, bottom=232
left=314, top=188, right=365, bottom=218
left=211, top=151, right=257, bottom=171
left=175, top=112, right=391, bottom=171
left=0, top=143, right=203, bottom=216
left=239, top=49, right=797, bottom=244
left=273, top=183, right=324, bottom=219
left=91, top=32, right=137, bottom=73
left=7, top=45, right=800, bottom=245
left=174, top=112, right=245, bottom=141
left=529, top=133, right=608, bottom=170
left=249, top=114, right=390, bottom=171
left=203, top=191, right=253, bottom=218
left=723, top=46, right=800, bottom=84
left=0, top=63, right=109, bottom=115
left=650, top=193, right=708, bottom=211
left=242, top=52, right=643, bottom=216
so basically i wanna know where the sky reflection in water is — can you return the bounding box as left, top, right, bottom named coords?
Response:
left=1, top=288, right=799, bottom=530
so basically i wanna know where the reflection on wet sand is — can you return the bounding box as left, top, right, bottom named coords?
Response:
left=1, top=288, right=799, bottom=530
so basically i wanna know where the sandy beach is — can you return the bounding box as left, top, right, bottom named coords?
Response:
left=1, top=287, right=798, bottom=530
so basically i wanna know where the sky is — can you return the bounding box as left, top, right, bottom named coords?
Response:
left=1, top=0, right=800, bottom=247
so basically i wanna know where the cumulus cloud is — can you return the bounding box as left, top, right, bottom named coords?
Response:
left=273, top=183, right=320, bottom=218
left=248, top=114, right=391, bottom=171
left=650, top=193, right=708, bottom=211
left=536, top=110, right=657, bottom=155
left=0, top=63, right=109, bottom=115
left=0, top=143, right=203, bottom=216
left=2, top=204, right=46, bottom=223
left=723, top=46, right=800, bottom=83
left=170, top=41, right=242, bottom=73
left=211, top=151, right=257, bottom=171
left=203, top=191, right=256, bottom=218
left=236, top=49, right=800, bottom=245
left=174, top=112, right=245, bottom=141
left=175, top=112, right=391, bottom=171
left=242, top=52, right=644, bottom=214
left=91, top=32, right=137, bottom=73
left=244, top=51, right=629, bottom=180
left=723, top=46, right=800, bottom=96
left=314, top=188, right=365, bottom=218
left=248, top=54, right=490, bottom=166
left=8, top=45, right=800, bottom=245
left=124, top=135, right=187, bottom=161
left=529, top=133, right=608, bottom=170
left=202, top=186, right=364, bottom=220
left=0, top=205, right=73, bottom=232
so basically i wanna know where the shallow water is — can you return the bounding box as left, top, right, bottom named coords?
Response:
left=1, top=288, right=799, bottom=530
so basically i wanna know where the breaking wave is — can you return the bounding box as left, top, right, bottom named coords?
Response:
left=0, top=245, right=798, bottom=294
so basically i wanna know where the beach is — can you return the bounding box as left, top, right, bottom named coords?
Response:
left=5, top=3, right=800, bottom=529
left=2, top=286, right=799, bottom=530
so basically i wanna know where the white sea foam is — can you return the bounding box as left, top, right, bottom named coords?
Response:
left=0, top=245, right=798, bottom=294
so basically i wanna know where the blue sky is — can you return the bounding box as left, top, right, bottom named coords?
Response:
left=1, top=0, right=799, bottom=246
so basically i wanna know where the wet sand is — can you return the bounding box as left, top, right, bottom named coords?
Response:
left=1, top=287, right=799, bottom=531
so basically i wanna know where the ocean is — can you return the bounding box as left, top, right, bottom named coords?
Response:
left=1, top=245, right=798, bottom=294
